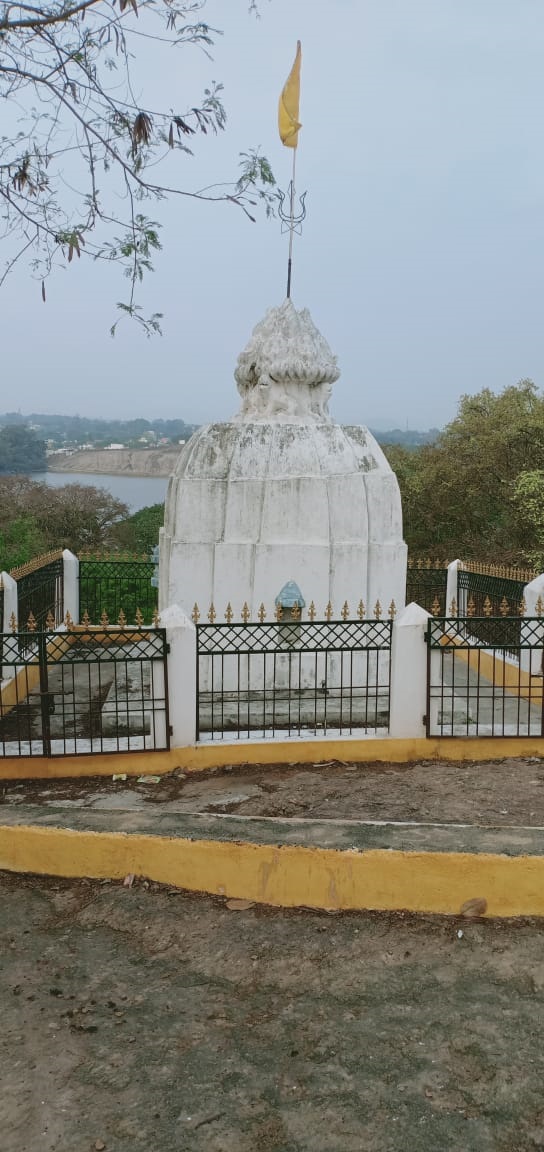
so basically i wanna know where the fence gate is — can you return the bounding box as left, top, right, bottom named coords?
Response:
left=426, top=615, right=544, bottom=738
left=12, top=551, right=65, bottom=629
left=0, top=627, right=169, bottom=757
left=197, top=616, right=392, bottom=740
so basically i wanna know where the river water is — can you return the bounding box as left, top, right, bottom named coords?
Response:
left=34, top=472, right=169, bottom=512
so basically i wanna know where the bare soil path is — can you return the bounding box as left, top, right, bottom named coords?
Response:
left=5, top=756, right=544, bottom=827
left=1, top=874, right=544, bottom=1152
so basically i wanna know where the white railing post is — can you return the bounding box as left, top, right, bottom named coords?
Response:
left=389, top=602, right=430, bottom=738
left=159, top=604, right=197, bottom=747
left=520, top=574, right=544, bottom=676
left=1, top=572, right=18, bottom=633
left=1, top=572, right=18, bottom=683
left=446, top=559, right=462, bottom=615
left=62, top=549, right=79, bottom=623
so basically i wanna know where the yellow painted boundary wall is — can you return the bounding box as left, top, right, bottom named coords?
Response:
left=1, top=823, right=544, bottom=917
left=1, top=734, right=544, bottom=780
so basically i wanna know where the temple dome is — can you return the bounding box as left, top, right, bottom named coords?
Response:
left=234, top=298, right=339, bottom=423
left=159, top=301, right=407, bottom=616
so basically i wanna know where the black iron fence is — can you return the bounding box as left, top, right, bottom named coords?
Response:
left=196, top=616, right=392, bottom=740
left=406, top=560, right=448, bottom=614
left=11, top=551, right=64, bottom=630
left=457, top=566, right=530, bottom=654
left=79, top=556, right=157, bottom=624
left=0, top=626, right=169, bottom=757
left=426, top=615, right=544, bottom=738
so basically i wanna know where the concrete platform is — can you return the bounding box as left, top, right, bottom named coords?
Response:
left=1, top=801, right=544, bottom=917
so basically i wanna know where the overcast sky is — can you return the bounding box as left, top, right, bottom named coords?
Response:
left=3, top=0, right=544, bottom=429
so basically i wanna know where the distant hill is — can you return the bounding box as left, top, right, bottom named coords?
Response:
left=371, top=428, right=439, bottom=448
left=0, top=413, right=440, bottom=456
left=0, top=412, right=198, bottom=447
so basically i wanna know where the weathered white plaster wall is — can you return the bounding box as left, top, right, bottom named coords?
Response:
left=159, top=300, right=407, bottom=618
left=521, top=574, right=544, bottom=675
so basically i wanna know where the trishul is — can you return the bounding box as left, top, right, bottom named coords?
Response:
left=276, top=179, right=307, bottom=298
left=276, top=182, right=307, bottom=236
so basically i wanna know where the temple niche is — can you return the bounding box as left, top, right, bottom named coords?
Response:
left=159, top=299, right=407, bottom=618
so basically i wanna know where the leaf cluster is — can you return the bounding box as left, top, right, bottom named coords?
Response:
left=0, top=0, right=276, bottom=331
left=0, top=473, right=128, bottom=567
left=384, top=380, right=544, bottom=565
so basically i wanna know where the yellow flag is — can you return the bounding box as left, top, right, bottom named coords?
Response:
left=278, top=41, right=302, bottom=148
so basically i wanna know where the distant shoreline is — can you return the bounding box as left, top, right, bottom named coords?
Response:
left=46, top=447, right=180, bottom=478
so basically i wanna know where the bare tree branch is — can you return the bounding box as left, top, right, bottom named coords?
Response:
left=0, top=0, right=276, bottom=330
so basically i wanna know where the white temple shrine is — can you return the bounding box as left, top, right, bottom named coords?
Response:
left=159, top=299, right=407, bottom=617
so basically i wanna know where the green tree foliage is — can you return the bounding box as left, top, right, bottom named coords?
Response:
left=111, top=503, right=164, bottom=553
left=0, top=476, right=127, bottom=568
left=0, top=425, right=46, bottom=473
left=0, top=2, right=275, bottom=333
left=0, top=514, right=46, bottom=569
left=384, top=380, right=544, bottom=564
left=512, top=470, right=544, bottom=570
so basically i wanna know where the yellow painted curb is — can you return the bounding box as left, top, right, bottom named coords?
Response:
left=1, top=823, right=544, bottom=917
left=1, top=734, right=544, bottom=780
left=443, top=636, right=543, bottom=703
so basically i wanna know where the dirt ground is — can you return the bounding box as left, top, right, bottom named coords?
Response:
left=4, top=756, right=544, bottom=826
left=1, top=873, right=544, bottom=1152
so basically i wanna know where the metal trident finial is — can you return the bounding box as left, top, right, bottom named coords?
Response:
left=276, top=183, right=307, bottom=236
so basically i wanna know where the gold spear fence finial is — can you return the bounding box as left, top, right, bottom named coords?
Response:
left=100, top=610, right=109, bottom=628
left=27, top=611, right=37, bottom=632
left=483, top=596, right=492, bottom=618
left=308, top=600, right=316, bottom=622
left=357, top=599, right=365, bottom=620
left=431, top=596, right=441, bottom=617
left=291, top=601, right=301, bottom=620
left=207, top=603, right=217, bottom=624
left=258, top=603, right=266, bottom=623
left=191, top=603, right=200, bottom=625
left=117, top=609, right=127, bottom=627
left=341, top=600, right=350, bottom=621
left=373, top=600, right=382, bottom=620
left=467, top=596, right=475, bottom=617
left=274, top=602, right=283, bottom=622
left=324, top=601, right=333, bottom=622
left=449, top=598, right=458, bottom=617
left=537, top=595, right=544, bottom=619
left=388, top=600, right=397, bottom=620
left=152, top=607, right=160, bottom=627
left=241, top=601, right=250, bottom=624
left=499, top=597, right=509, bottom=617
left=45, top=610, right=55, bottom=630
left=519, top=596, right=526, bottom=617
left=225, top=602, right=234, bottom=624
left=135, top=607, right=144, bottom=627
left=9, top=612, right=17, bottom=633
left=82, top=609, right=91, bottom=627
left=9, top=547, right=64, bottom=581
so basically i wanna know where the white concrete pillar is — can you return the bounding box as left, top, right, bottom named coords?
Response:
left=520, top=574, right=544, bottom=676
left=389, top=602, right=431, bottom=738
left=1, top=572, right=18, bottom=633
left=446, top=559, right=462, bottom=615
left=148, top=659, right=167, bottom=750
left=1, top=572, right=18, bottom=683
left=159, top=604, right=197, bottom=747
left=62, top=549, right=79, bottom=623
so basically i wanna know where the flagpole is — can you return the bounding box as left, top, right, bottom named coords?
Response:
left=286, top=146, right=297, bottom=299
